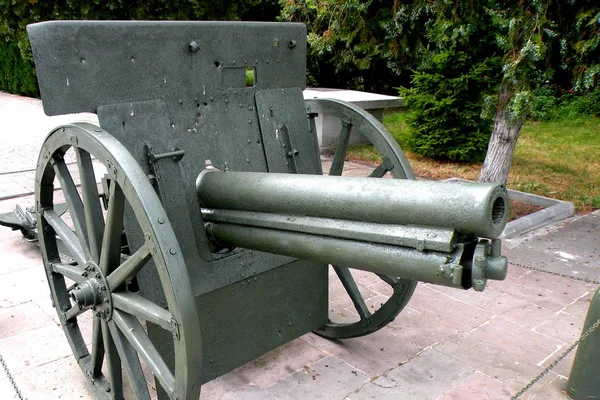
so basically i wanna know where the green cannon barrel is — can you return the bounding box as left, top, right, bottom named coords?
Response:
left=197, top=170, right=508, bottom=291
left=196, top=170, right=508, bottom=239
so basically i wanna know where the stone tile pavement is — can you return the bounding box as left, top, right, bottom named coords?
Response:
left=1, top=91, right=599, bottom=399
left=0, top=91, right=98, bottom=199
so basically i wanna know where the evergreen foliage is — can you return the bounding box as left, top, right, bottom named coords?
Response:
left=402, top=53, right=500, bottom=161
left=281, top=0, right=431, bottom=93
left=400, top=1, right=501, bottom=162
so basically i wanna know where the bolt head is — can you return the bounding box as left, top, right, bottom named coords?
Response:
left=188, top=41, right=200, bottom=53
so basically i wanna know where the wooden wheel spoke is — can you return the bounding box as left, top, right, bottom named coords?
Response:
left=108, top=318, right=151, bottom=400
left=112, top=291, right=174, bottom=332
left=91, top=317, right=105, bottom=377
left=333, top=266, right=372, bottom=319
left=51, top=262, right=85, bottom=284
left=75, top=148, right=105, bottom=262
left=52, top=158, right=91, bottom=259
left=106, top=244, right=151, bottom=290
left=328, top=113, right=353, bottom=176
left=102, top=320, right=123, bottom=398
left=99, top=182, right=125, bottom=276
left=112, top=310, right=175, bottom=396
left=43, top=210, right=86, bottom=266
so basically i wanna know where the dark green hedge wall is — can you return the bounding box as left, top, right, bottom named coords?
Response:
left=0, top=0, right=280, bottom=97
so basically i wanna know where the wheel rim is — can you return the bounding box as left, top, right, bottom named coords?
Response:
left=35, top=123, right=201, bottom=399
left=305, top=99, right=418, bottom=339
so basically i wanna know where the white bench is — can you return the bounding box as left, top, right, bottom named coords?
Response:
left=303, top=88, right=404, bottom=153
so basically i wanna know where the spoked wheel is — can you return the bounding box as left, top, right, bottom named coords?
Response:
left=305, top=98, right=419, bottom=339
left=36, top=123, right=201, bottom=399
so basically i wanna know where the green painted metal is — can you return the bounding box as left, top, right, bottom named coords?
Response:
left=201, top=208, right=458, bottom=253
left=304, top=98, right=418, bottom=339
left=566, top=286, right=600, bottom=399
left=25, top=19, right=513, bottom=399
left=197, top=170, right=508, bottom=239
left=27, top=21, right=307, bottom=116
left=207, top=222, right=472, bottom=288
left=35, top=123, right=202, bottom=399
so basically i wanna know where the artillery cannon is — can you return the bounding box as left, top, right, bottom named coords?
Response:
left=26, top=21, right=509, bottom=399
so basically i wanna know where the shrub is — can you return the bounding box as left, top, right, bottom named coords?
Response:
left=401, top=51, right=499, bottom=162
left=532, top=85, right=600, bottom=120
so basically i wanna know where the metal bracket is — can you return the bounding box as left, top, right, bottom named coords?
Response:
left=169, top=318, right=181, bottom=340
left=471, top=239, right=508, bottom=291
left=280, top=124, right=300, bottom=173
left=145, top=145, right=185, bottom=165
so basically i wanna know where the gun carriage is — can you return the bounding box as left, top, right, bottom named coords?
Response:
left=25, top=21, right=509, bottom=399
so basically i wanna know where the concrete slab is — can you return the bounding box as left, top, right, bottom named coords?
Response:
left=303, top=88, right=403, bottom=152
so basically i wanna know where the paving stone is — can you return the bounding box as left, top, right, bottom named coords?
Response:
left=386, top=306, right=459, bottom=350
left=210, top=386, right=277, bottom=400
left=8, top=355, right=94, bottom=400
left=438, top=372, right=512, bottom=399
left=470, top=317, right=564, bottom=365
left=562, top=289, right=594, bottom=319
left=504, top=241, right=600, bottom=282
left=199, top=369, right=254, bottom=400
left=344, top=379, right=424, bottom=400
left=329, top=273, right=379, bottom=311
left=425, top=282, right=504, bottom=309
left=0, top=237, right=40, bottom=276
left=0, top=376, right=21, bottom=400
left=368, top=279, right=394, bottom=297
left=565, top=212, right=600, bottom=233
left=433, top=334, right=547, bottom=392
left=490, top=270, right=592, bottom=313
left=494, top=297, right=558, bottom=330
left=507, top=372, right=559, bottom=400
left=0, top=302, right=55, bottom=339
left=265, top=356, right=367, bottom=400
left=31, top=295, right=61, bottom=326
left=528, top=375, right=571, bottom=399
left=407, top=285, right=491, bottom=333
left=0, top=265, right=50, bottom=309
left=503, top=246, right=598, bottom=283
left=302, top=328, right=420, bottom=377
left=236, top=338, right=326, bottom=388
left=383, top=348, right=475, bottom=400
left=327, top=302, right=361, bottom=325
left=351, top=269, right=383, bottom=287
left=534, top=312, right=584, bottom=344
left=540, top=346, right=575, bottom=378
left=0, top=325, right=73, bottom=374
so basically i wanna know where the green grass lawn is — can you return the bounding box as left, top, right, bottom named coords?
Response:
left=346, top=111, right=600, bottom=212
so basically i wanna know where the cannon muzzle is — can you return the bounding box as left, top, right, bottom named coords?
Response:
left=197, top=170, right=509, bottom=291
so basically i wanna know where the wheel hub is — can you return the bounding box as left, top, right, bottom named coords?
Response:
left=69, top=263, right=113, bottom=321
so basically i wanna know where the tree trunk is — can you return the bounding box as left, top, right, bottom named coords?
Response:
left=478, top=90, right=523, bottom=184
